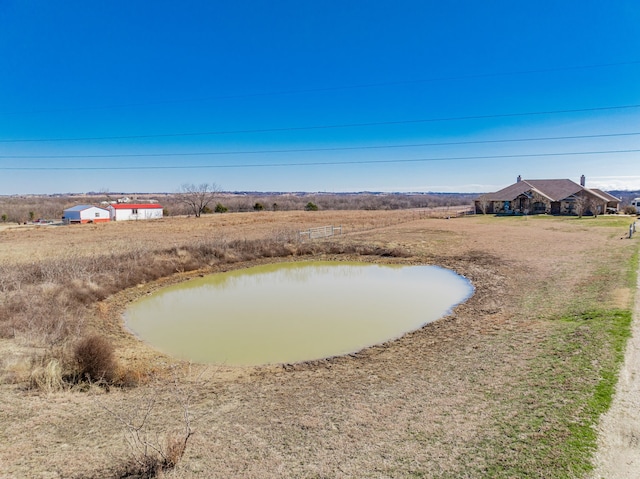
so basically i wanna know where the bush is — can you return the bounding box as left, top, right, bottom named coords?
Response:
left=253, top=202, right=265, bottom=211
left=214, top=203, right=228, bottom=213
left=74, top=335, right=116, bottom=383
left=623, top=205, right=638, bottom=215
left=305, top=202, right=318, bottom=211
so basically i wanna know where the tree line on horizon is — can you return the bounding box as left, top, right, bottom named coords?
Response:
left=3, top=182, right=638, bottom=224
left=0, top=188, right=480, bottom=224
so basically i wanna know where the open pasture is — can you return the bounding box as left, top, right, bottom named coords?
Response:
left=0, top=211, right=638, bottom=478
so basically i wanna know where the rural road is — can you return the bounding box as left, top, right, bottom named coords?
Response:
left=591, top=255, right=640, bottom=478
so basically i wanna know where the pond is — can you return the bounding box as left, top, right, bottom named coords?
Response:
left=124, top=261, right=473, bottom=365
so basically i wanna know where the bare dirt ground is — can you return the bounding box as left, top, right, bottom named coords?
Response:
left=0, top=211, right=638, bottom=478
left=591, top=254, right=640, bottom=479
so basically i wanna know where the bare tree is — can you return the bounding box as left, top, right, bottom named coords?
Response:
left=574, top=195, right=587, bottom=218
left=178, top=183, right=220, bottom=217
left=477, top=198, right=491, bottom=215
left=587, top=197, right=601, bottom=217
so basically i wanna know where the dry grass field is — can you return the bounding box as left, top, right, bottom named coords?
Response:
left=0, top=210, right=638, bottom=478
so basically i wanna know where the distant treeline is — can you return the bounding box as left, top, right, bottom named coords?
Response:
left=3, top=190, right=638, bottom=224
left=163, top=192, right=479, bottom=216
left=0, top=192, right=478, bottom=223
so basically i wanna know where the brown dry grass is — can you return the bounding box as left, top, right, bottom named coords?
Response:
left=0, top=211, right=638, bottom=478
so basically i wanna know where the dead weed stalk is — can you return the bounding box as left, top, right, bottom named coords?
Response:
left=94, top=369, right=203, bottom=479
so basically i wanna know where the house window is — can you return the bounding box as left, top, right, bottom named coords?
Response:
left=95, top=212, right=100, bottom=217
left=533, top=202, right=546, bottom=212
left=132, top=209, right=138, bottom=214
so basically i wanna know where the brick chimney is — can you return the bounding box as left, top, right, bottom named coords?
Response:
left=517, top=175, right=522, bottom=183
left=580, top=174, right=586, bottom=187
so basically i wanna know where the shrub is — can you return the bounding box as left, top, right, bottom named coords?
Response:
left=74, top=334, right=116, bottom=383
left=253, top=202, right=264, bottom=211
left=305, top=202, right=318, bottom=211
left=1, top=214, right=6, bottom=222
left=121, top=433, right=190, bottom=475
left=623, top=205, right=638, bottom=215
left=105, top=402, right=193, bottom=479
left=214, top=203, right=228, bottom=213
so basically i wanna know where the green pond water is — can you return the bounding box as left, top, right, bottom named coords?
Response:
left=124, top=261, right=473, bottom=365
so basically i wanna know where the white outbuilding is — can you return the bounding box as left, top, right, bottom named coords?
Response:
left=107, top=203, right=164, bottom=221
left=62, top=205, right=111, bottom=224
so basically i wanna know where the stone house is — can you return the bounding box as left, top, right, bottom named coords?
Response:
left=475, top=175, right=620, bottom=215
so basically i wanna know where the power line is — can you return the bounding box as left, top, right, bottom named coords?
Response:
left=2, top=104, right=640, bottom=144
left=1, top=132, right=639, bottom=159
left=4, top=60, right=640, bottom=116
left=1, top=149, right=638, bottom=171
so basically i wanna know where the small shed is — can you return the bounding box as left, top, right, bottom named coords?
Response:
left=107, top=203, right=163, bottom=221
left=62, top=205, right=111, bottom=224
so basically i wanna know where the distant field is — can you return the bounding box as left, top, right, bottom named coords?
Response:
left=0, top=212, right=638, bottom=478
left=0, top=191, right=476, bottom=224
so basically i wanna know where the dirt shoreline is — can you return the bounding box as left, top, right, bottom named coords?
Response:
left=102, top=252, right=488, bottom=380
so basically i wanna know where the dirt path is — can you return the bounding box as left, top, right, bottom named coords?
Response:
left=591, top=256, right=640, bottom=478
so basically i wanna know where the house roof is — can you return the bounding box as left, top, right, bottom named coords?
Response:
left=108, top=203, right=162, bottom=209
left=589, top=189, right=621, bottom=203
left=64, top=205, right=108, bottom=212
left=477, top=181, right=534, bottom=201
left=477, top=179, right=620, bottom=203
left=522, top=179, right=582, bottom=202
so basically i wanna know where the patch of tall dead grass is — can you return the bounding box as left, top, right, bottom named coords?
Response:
left=1, top=229, right=409, bottom=389
left=29, top=357, right=65, bottom=392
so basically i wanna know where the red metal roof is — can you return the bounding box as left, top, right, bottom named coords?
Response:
left=108, top=203, right=162, bottom=209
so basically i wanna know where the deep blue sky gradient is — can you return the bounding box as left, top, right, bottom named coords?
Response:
left=1, top=1, right=639, bottom=194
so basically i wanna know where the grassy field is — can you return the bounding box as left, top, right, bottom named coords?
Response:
left=0, top=211, right=638, bottom=478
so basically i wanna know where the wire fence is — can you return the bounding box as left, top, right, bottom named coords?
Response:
left=299, top=225, right=342, bottom=241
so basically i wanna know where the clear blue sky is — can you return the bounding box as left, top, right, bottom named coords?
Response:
left=1, top=1, right=639, bottom=195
